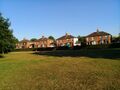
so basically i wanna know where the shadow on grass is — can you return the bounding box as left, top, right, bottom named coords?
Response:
left=33, top=48, right=120, bottom=60
left=0, top=55, right=4, bottom=58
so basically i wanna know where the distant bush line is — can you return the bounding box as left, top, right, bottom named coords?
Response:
left=14, top=43, right=120, bottom=52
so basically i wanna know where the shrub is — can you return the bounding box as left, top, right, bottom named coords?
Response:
left=36, top=47, right=55, bottom=51
left=84, top=43, right=120, bottom=49
left=14, top=48, right=37, bottom=52
left=73, top=46, right=82, bottom=50
left=109, top=43, right=120, bottom=48
left=56, top=46, right=71, bottom=50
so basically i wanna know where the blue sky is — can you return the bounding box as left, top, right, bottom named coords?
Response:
left=0, top=0, right=120, bottom=40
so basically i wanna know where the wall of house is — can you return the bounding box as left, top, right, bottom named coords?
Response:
left=16, top=39, right=54, bottom=49
left=73, top=38, right=79, bottom=46
left=16, top=42, right=30, bottom=49
left=56, top=38, right=78, bottom=47
left=86, top=35, right=111, bottom=45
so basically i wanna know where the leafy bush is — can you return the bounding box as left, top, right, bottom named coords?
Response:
left=56, top=46, right=71, bottom=50
left=84, top=43, right=120, bottom=49
left=14, top=47, right=55, bottom=52
left=109, top=43, right=120, bottom=48
left=36, top=47, right=55, bottom=51
left=14, top=48, right=37, bottom=52
left=73, top=46, right=82, bottom=50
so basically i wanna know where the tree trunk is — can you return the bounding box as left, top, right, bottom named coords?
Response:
left=1, top=48, right=4, bottom=54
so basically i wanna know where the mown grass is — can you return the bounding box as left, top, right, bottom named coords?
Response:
left=0, top=50, right=120, bottom=90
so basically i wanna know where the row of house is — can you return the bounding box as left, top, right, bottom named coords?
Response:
left=16, top=29, right=112, bottom=49
left=16, top=36, right=55, bottom=49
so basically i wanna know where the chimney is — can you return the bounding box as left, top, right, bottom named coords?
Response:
left=42, top=36, right=44, bottom=38
left=97, top=28, right=99, bottom=33
left=23, top=38, right=26, bottom=40
left=66, top=33, right=69, bottom=36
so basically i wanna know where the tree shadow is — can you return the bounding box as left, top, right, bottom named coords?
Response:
left=0, top=55, right=4, bottom=58
left=33, top=49, right=120, bottom=60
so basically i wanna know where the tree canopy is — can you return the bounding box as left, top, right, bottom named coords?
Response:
left=48, top=36, right=55, bottom=41
left=30, top=38, right=37, bottom=41
left=77, top=35, right=86, bottom=45
left=0, top=13, right=18, bottom=54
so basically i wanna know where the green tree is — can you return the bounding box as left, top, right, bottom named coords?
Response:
left=77, top=35, right=86, bottom=45
left=112, top=35, right=120, bottom=43
left=0, top=13, right=17, bottom=54
left=30, top=38, right=37, bottom=41
left=48, top=36, right=55, bottom=41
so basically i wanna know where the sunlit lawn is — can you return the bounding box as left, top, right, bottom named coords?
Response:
left=0, top=51, right=120, bottom=90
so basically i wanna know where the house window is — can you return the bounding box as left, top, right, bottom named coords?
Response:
left=104, top=36, right=109, bottom=44
left=93, top=37, right=94, bottom=40
left=95, top=37, right=97, bottom=40
left=105, top=35, right=108, bottom=40
left=66, top=39, right=69, bottom=42
left=86, top=38, right=88, bottom=41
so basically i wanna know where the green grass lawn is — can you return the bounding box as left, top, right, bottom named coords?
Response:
left=0, top=50, right=120, bottom=90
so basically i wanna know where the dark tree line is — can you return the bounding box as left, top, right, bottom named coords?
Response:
left=0, top=13, right=18, bottom=54
left=30, top=36, right=55, bottom=42
left=112, top=36, right=120, bottom=43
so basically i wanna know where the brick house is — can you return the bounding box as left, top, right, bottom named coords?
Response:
left=36, top=36, right=54, bottom=48
left=16, top=38, right=31, bottom=49
left=86, top=29, right=112, bottom=45
left=16, top=36, right=54, bottom=49
left=56, top=33, right=79, bottom=47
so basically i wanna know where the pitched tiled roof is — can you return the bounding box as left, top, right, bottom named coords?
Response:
left=87, top=31, right=111, bottom=37
left=37, top=36, right=50, bottom=41
left=57, top=34, right=75, bottom=40
left=38, top=37, right=47, bottom=41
